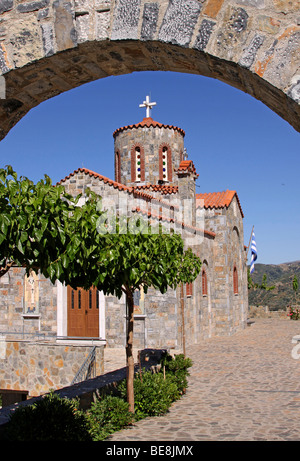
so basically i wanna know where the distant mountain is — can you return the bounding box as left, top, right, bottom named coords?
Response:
left=248, top=261, right=300, bottom=311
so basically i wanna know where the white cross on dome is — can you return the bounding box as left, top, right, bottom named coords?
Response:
left=139, top=95, right=157, bottom=118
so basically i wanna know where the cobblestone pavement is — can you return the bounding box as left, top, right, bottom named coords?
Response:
left=107, top=319, right=300, bottom=441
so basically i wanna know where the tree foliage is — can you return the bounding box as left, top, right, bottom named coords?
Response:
left=247, top=269, right=275, bottom=292
left=0, top=165, right=202, bottom=413
left=293, top=275, right=298, bottom=293
left=0, top=165, right=102, bottom=283
left=293, top=275, right=298, bottom=304
left=0, top=165, right=201, bottom=293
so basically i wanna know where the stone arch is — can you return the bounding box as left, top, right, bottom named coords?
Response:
left=232, top=226, right=242, bottom=269
left=232, top=225, right=241, bottom=244
left=232, top=226, right=243, bottom=255
left=0, top=0, right=299, bottom=142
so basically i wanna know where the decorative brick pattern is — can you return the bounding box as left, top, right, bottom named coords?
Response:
left=114, top=118, right=185, bottom=187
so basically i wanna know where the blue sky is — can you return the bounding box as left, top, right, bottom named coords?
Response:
left=0, top=71, right=299, bottom=265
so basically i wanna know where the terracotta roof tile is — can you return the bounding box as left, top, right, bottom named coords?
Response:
left=113, top=117, right=185, bottom=137
left=175, top=160, right=199, bottom=178
left=57, top=168, right=175, bottom=207
left=57, top=167, right=129, bottom=192
left=196, top=190, right=244, bottom=218
left=132, top=184, right=178, bottom=195
left=57, top=168, right=215, bottom=239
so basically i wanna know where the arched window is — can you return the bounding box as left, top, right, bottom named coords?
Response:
left=135, top=146, right=141, bottom=182
left=186, top=282, right=193, bottom=297
left=115, top=150, right=121, bottom=183
left=159, top=144, right=172, bottom=182
left=202, top=268, right=208, bottom=296
left=233, top=266, right=238, bottom=295
left=161, top=146, right=168, bottom=181
left=131, top=144, right=145, bottom=182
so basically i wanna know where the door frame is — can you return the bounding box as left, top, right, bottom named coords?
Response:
left=56, top=281, right=106, bottom=342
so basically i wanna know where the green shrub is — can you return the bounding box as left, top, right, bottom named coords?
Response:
left=4, top=391, right=92, bottom=441
left=118, top=370, right=179, bottom=421
left=3, top=354, right=193, bottom=441
left=85, top=395, right=134, bottom=441
left=160, top=353, right=192, bottom=394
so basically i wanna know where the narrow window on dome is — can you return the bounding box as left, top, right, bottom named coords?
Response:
left=135, top=146, right=141, bottom=182
left=131, top=145, right=144, bottom=182
left=162, top=146, right=168, bottom=181
left=115, top=151, right=121, bottom=183
left=159, top=145, right=172, bottom=182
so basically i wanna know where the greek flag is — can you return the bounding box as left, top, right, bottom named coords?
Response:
left=250, top=232, right=257, bottom=274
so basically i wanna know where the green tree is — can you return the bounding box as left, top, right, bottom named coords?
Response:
left=260, top=274, right=275, bottom=292
left=78, top=216, right=201, bottom=413
left=0, top=165, right=102, bottom=284
left=0, top=166, right=201, bottom=414
left=247, top=270, right=274, bottom=292
left=247, top=268, right=255, bottom=290
left=293, top=275, right=298, bottom=304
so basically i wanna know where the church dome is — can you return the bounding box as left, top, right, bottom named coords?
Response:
left=112, top=117, right=185, bottom=138
left=113, top=97, right=185, bottom=187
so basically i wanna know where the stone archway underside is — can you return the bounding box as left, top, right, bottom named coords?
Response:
left=0, top=0, right=299, bottom=140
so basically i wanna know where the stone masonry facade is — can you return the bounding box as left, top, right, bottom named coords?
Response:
left=1, top=0, right=297, bottom=403
left=0, top=267, right=104, bottom=397
left=0, top=110, right=248, bottom=398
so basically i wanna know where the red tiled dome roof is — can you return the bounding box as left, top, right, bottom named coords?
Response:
left=113, top=117, right=185, bottom=137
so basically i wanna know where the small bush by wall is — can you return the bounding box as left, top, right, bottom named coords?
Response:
left=85, top=395, right=134, bottom=441
left=117, top=371, right=179, bottom=420
left=3, top=391, right=92, bottom=441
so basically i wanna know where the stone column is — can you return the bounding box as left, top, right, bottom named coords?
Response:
left=175, top=160, right=198, bottom=228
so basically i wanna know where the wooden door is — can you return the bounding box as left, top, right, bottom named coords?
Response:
left=67, top=286, right=99, bottom=338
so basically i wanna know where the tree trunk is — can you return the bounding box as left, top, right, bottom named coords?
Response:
left=126, top=289, right=135, bottom=413
left=181, top=283, right=186, bottom=357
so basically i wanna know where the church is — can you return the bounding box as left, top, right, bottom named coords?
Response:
left=0, top=97, right=248, bottom=398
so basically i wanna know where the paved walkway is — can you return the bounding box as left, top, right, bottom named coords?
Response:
left=106, top=319, right=300, bottom=441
